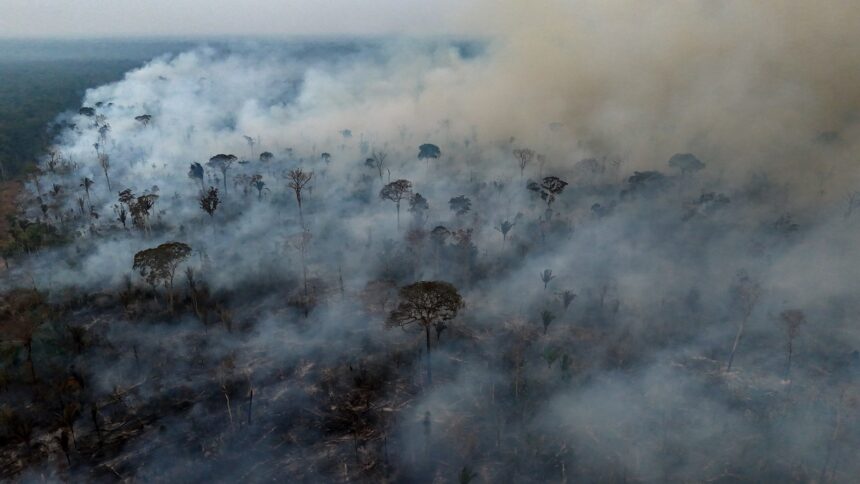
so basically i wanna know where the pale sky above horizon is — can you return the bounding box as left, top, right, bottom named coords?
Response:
left=0, top=0, right=482, bottom=38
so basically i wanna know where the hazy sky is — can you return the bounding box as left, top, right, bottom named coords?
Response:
left=0, top=0, right=479, bottom=38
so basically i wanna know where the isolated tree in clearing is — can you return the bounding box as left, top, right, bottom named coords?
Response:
left=513, top=148, right=534, bottom=179
left=132, top=241, right=192, bottom=310
left=386, top=281, right=464, bottom=384
left=418, top=143, right=441, bottom=167
left=286, top=169, right=313, bottom=227
left=188, top=162, right=205, bottom=191
left=207, top=154, right=237, bottom=194
left=380, top=179, right=412, bottom=230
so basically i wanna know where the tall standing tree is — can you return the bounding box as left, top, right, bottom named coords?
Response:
left=134, top=114, right=152, bottom=127
left=418, top=144, right=441, bottom=167
left=726, top=271, right=762, bottom=372
left=380, top=179, right=413, bottom=230
left=250, top=174, right=267, bottom=200
left=243, top=135, right=256, bottom=161
left=541, top=309, right=556, bottom=334
left=513, top=148, right=535, bottom=179
left=132, top=242, right=192, bottom=310
left=527, top=176, right=569, bottom=209
left=207, top=154, right=237, bottom=194
left=540, top=269, right=556, bottom=289
left=495, top=220, right=515, bottom=243
left=557, top=290, right=576, bottom=311
left=130, top=193, right=159, bottom=233
left=668, top=153, right=705, bottom=175
left=98, top=153, right=112, bottom=192
left=386, top=281, right=465, bottom=384
left=779, top=309, right=805, bottom=380
left=449, top=196, right=472, bottom=216
left=409, top=192, right=430, bottom=226
left=200, top=187, right=220, bottom=217
left=286, top=169, right=313, bottom=227
left=287, top=230, right=313, bottom=316
left=369, top=150, right=388, bottom=181
left=188, top=162, right=205, bottom=191
left=79, top=177, right=94, bottom=205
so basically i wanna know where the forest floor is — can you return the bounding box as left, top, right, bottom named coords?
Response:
left=0, top=180, right=22, bottom=245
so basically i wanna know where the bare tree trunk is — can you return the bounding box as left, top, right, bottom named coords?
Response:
left=785, top=337, right=794, bottom=380
left=820, top=392, right=844, bottom=483
left=223, top=387, right=234, bottom=430
left=247, top=389, right=253, bottom=425
left=726, top=314, right=749, bottom=372
left=26, top=340, right=36, bottom=383
left=425, top=326, right=432, bottom=384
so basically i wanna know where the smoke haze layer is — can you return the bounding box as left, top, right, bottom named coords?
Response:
left=3, top=1, right=860, bottom=482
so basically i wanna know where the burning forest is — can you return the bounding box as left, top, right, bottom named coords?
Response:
left=3, top=1, right=860, bottom=482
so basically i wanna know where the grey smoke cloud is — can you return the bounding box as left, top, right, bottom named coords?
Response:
left=0, top=0, right=474, bottom=38
left=6, top=1, right=860, bottom=481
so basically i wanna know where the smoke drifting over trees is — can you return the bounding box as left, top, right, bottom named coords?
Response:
left=3, top=1, right=860, bottom=481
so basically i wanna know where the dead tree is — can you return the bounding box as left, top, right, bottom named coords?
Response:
left=513, top=148, right=534, bottom=179
left=286, top=169, right=313, bottom=228
left=779, top=309, right=805, bottom=380
left=726, top=271, right=762, bottom=372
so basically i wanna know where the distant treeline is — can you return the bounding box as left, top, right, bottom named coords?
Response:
left=0, top=59, right=140, bottom=178
left=0, top=39, right=200, bottom=179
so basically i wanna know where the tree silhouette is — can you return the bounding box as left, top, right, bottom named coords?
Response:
left=380, top=179, right=413, bottom=230
left=386, top=281, right=464, bottom=384
left=98, top=124, right=111, bottom=145
left=495, top=220, right=515, bottom=243
left=527, top=176, right=569, bottom=208
left=449, top=195, right=472, bottom=216
left=98, top=153, right=112, bottom=192
left=132, top=241, right=192, bottom=310
left=541, top=309, right=556, bottom=334
left=78, top=107, right=95, bottom=117
left=207, top=154, right=237, bottom=194
left=286, top=169, right=313, bottom=227
left=513, top=148, right=534, bottom=178
left=540, top=269, right=556, bottom=289
left=129, top=193, right=158, bottom=232
left=188, top=162, right=205, bottom=191
left=287, top=230, right=313, bottom=316
left=418, top=144, right=441, bottom=167
left=243, top=135, right=256, bottom=161
left=779, top=309, right=805, bottom=380
left=200, top=187, right=220, bottom=217
left=259, top=151, right=274, bottom=163
left=134, top=114, right=152, bottom=127
left=668, top=153, right=705, bottom=175
left=409, top=192, right=429, bottom=226
left=79, top=177, right=94, bottom=204
left=557, top=290, right=576, bottom=311
left=726, top=271, right=762, bottom=372
left=459, top=466, right=478, bottom=484
left=250, top=174, right=267, bottom=200
left=369, top=150, right=388, bottom=181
